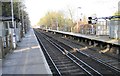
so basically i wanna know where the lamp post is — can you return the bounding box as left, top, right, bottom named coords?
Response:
left=11, top=0, right=17, bottom=49
left=11, top=0, right=14, bottom=28
left=56, top=18, right=58, bottom=31
left=63, top=17, right=66, bottom=31
left=77, top=7, right=81, bottom=33
left=21, top=4, right=26, bottom=36
left=118, top=1, right=120, bottom=40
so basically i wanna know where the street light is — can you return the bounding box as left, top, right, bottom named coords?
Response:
left=77, top=7, right=81, bottom=33
left=77, top=7, right=81, bottom=20
left=56, top=18, right=58, bottom=31
left=20, top=4, right=26, bottom=36
left=10, top=0, right=17, bottom=49
left=11, top=0, right=14, bottom=28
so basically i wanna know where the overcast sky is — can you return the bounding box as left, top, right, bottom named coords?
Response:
left=25, top=0, right=119, bottom=25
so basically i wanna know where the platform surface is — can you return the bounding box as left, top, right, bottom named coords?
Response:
left=48, top=29, right=120, bottom=46
left=2, top=29, right=52, bottom=75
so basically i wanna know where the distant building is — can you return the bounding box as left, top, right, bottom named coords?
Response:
left=96, top=19, right=110, bottom=36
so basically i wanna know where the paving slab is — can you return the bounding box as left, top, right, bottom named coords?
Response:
left=2, top=29, right=52, bottom=75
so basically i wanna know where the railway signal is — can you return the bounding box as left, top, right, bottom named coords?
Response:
left=88, top=17, right=97, bottom=24
left=88, top=17, right=92, bottom=24
left=88, top=16, right=120, bottom=24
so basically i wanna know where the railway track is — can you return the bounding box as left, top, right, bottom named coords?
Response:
left=34, top=30, right=103, bottom=76
left=41, top=29, right=120, bottom=71
left=35, top=30, right=87, bottom=75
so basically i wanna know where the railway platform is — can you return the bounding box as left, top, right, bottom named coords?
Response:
left=45, top=29, right=120, bottom=55
left=2, top=28, right=52, bottom=75
left=33, top=29, right=120, bottom=75
left=47, top=29, right=120, bottom=46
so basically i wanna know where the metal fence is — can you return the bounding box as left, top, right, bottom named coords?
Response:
left=0, top=36, right=3, bottom=59
left=0, top=35, right=12, bottom=59
left=109, top=20, right=120, bottom=39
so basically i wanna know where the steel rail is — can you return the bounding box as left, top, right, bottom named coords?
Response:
left=34, top=30, right=62, bottom=75
left=40, top=31, right=103, bottom=76
left=78, top=50, right=120, bottom=73
left=59, top=36, right=120, bottom=71
left=46, top=37, right=93, bottom=76
left=47, top=37, right=103, bottom=76
left=53, top=35, right=120, bottom=73
left=36, top=29, right=120, bottom=75
left=52, top=35, right=120, bottom=73
left=35, top=29, right=88, bottom=76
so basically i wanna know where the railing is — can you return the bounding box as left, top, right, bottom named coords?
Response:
left=0, top=36, right=3, bottom=59
left=0, top=35, right=12, bottom=59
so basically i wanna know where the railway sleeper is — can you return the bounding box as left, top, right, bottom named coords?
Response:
left=58, top=65, right=79, bottom=70
left=52, top=59, right=68, bottom=61
left=54, top=61, right=72, bottom=64
left=104, top=60, right=117, bottom=63
left=36, top=29, right=120, bottom=75
left=56, top=63, right=75, bottom=67
left=60, top=68, right=82, bottom=74
left=51, top=56, right=68, bottom=59
left=109, top=62, right=120, bottom=65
